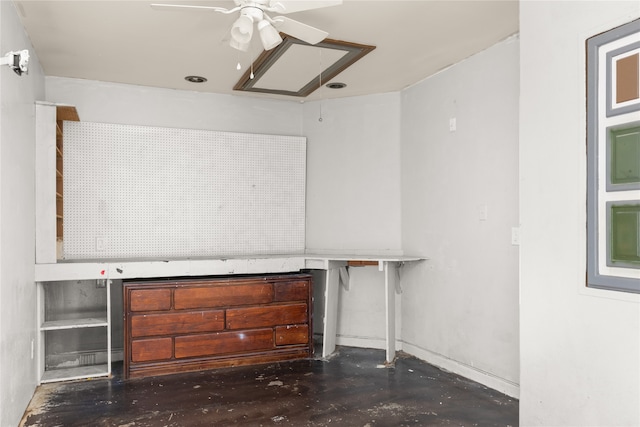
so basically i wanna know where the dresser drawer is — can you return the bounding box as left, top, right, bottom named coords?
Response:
left=226, top=303, right=308, bottom=330
left=131, top=310, right=225, bottom=338
left=174, top=283, right=273, bottom=309
left=274, top=280, right=310, bottom=302
left=175, top=329, right=274, bottom=358
left=130, top=288, right=172, bottom=312
left=131, top=337, right=173, bottom=362
left=275, top=324, right=309, bottom=346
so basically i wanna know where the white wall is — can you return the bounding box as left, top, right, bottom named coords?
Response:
left=520, top=1, right=640, bottom=425
left=303, top=93, right=403, bottom=347
left=400, top=36, right=520, bottom=397
left=0, top=2, right=46, bottom=426
left=46, top=77, right=303, bottom=136
left=303, top=93, right=402, bottom=254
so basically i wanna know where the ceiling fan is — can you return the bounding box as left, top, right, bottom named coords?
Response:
left=151, top=0, right=342, bottom=52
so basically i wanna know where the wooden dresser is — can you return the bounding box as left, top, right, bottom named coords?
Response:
left=123, top=273, right=312, bottom=379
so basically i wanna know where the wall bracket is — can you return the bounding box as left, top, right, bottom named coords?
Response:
left=1, top=50, right=29, bottom=76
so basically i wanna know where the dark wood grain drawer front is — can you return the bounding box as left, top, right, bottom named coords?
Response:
left=174, top=283, right=273, bottom=309
left=275, top=324, right=309, bottom=346
left=124, top=274, right=312, bottom=379
left=130, top=289, right=172, bottom=312
left=131, top=310, right=225, bottom=338
left=131, top=338, right=173, bottom=362
left=274, top=281, right=310, bottom=302
left=175, top=329, right=274, bottom=358
left=226, top=303, right=308, bottom=330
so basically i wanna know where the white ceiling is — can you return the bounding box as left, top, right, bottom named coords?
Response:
left=15, top=0, right=519, bottom=101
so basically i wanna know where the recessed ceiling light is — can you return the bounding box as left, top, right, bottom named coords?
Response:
left=326, top=82, right=346, bottom=89
left=185, top=75, right=207, bottom=83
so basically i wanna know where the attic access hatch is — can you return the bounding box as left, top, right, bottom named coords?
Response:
left=234, top=37, right=375, bottom=97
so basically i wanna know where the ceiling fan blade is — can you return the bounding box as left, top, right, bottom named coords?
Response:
left=272, top=16, right=328, bottom=44
left=274, top=0, right=342, bottom=14
left=150, top=3, right=237, bottom=14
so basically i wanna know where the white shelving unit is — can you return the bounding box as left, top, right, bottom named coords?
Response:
left=36, top=279, right=112, bottom=384
left=35, top=102, right=80, bottom=264
left=36, top=102, right=111, bottom=383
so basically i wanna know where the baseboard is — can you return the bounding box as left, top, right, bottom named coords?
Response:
left=401, top=341, right=520, bottom=399
left=316, top=334, right=519, bottom=399
left=335, top=335, right=387, bottom=350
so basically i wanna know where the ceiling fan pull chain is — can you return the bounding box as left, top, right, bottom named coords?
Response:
left=318, top=49, right=323, bottom=122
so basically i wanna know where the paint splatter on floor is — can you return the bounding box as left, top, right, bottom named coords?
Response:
left=20, top=346, right=518, bottom=426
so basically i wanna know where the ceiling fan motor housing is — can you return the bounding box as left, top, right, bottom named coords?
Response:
left=232, top=7, right=264, bottom=43
left=151, top=0, right=339, bottom=51
left=240, top=5, right=265, bottom=21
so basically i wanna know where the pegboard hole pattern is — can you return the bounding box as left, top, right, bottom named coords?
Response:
left=63, top=121, right=305, bottom=259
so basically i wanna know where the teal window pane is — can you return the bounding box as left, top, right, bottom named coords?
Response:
left=610, top=203, right=640, bottom=267
left=610, top=126, right=640, bottom=185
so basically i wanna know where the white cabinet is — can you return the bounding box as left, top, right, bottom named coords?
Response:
left=36, top=279, right=112, bottom=383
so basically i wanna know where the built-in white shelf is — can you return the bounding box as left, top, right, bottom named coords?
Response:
left=37, top=280, right=112, bottom=384
left=33, top=253, right=425, bottom=282
left=40, top=364, right=110, bottom=384
left=41, top=317, right=108, bottom=331
left=34, top=256, right=307, bottom=281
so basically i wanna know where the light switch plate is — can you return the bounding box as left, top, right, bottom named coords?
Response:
left=511, top=227, right=520, bottom=245
left=479, top=204, right=488, bottom=221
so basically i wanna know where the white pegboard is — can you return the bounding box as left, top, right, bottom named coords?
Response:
left=63, top=121, right=306, bottom=259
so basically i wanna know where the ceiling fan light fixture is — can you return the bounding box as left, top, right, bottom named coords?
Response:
left=231, top=14, right=254, bottom=44
left=257, top=20, right=282, bottom=51
left=230, top=38, right=250, bottom=52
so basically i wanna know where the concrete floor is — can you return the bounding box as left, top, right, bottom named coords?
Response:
left=20, top=346, right=518, bottom=426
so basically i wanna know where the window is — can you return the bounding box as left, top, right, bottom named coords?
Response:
left=587, top=19, right=640, bottom=293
